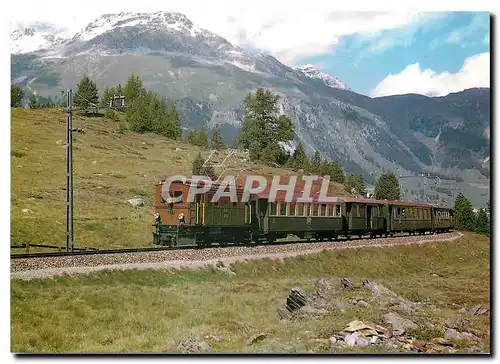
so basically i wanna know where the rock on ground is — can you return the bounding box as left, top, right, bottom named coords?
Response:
left=127, top=198, right=144, bottom=207
left=381, top=312, right=417, bottom=336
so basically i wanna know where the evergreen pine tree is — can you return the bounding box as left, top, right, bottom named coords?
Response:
left=186, top=129, right=198, bottom=145
left=210, top=124, right=226, bottom=150
left=196, top=127, right=209, bottom=148
left=355, top=174, right=366, bottom=196
left=475, top=209, right=490, bottom=236
left=310, top=151, right=322, bottom=174
left=292, top=142, right=308, bottom=171
left=28, top=94, right=38, bottom=109
left=344, top=174, right=366, bottom=196
left=260, top=143, right=281, bottom=166
left=238, top=88, right=294, bottom=165
left=453, top=193, right=476, bottom=231
left=101, top=86, right=111, bottom=106
left=168, top=103, right=182, bottom=139
left=331, top=162, right=345, bottom=184
left=192, top=153, right=205, bottom=175
left=74, top=76, right=99, bottom=109
left=374, top=172, right=401, bottom=200
left=11, top=84, right=24, bottom=107
left=124, top=74, right=144, bottom=104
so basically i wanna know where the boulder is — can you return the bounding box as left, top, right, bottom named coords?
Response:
left=127, top=198, right=144, bottom=207
left=362, top=279, right=396, bottom=297
left=381, top=313, right=417, bottom=336
left=356, top=300, right=370, bottom=308
left=444, top=328, right=477, bottom=343
left=468, top=304, right=489, bottom=315
left=247, top=333, right=266, bottom=346
left=170, top=337, right=211, bottom=353
left=345, top=332, right=370, bottom=347
left=314, top=278, right=335, bottom=298
left=340, top=277, right=353, bottom=290
left=286, top=287, right=308, bottom=312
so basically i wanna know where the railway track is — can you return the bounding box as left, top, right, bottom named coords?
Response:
left=11, top=232, right=462, bottom=280
left=10, top=231, right=441, bottom=260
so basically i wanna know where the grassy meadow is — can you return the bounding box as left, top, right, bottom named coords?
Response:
left=11, top=233, right=490, bottom=353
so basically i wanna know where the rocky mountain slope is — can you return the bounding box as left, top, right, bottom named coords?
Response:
left=10, top=11, right=490, bottom=207
left=293, top=64, right=350, bottom=90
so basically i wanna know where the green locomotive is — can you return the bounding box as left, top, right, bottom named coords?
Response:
left=153, top=179, right=453, bottom=247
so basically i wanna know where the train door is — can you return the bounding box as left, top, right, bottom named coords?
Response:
left=346, top=203, right=352, bottom=231
left=387, top=204, right=393, bottom=231
left=257, top=198, right=269, bottom=232
left=366, top=205, right=373, bottom=229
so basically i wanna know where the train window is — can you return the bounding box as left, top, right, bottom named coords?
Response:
left=172, top=191, right=184, bottom=204
left=312, top=204, right=318, bottom=216
left=289, top=203, right=296, bottom=216
left=270, top=203, right=277, bottom=216
left=306, top=204, right=311, bottom=216
left=320, top=204, right=326, bottom=216
left=336, top=205, right=341, bottom=217
left=280, top=203, right=286, bottom=216
left=297, top=203, right=303, bottom=216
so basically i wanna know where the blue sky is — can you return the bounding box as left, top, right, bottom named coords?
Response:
left=297, top=12, right=490, bottom=96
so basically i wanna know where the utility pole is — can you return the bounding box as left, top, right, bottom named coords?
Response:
left=66, top=89, right=74, bottom=251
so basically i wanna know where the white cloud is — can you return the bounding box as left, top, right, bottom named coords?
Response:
left=8, top=2, right=439, bottom=65
left=371, top=52, right=490, bottom=97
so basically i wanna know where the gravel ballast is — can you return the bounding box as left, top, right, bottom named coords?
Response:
left=11, top=232, right=462, bottom=280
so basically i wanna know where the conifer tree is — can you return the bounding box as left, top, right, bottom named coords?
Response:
left=28, top=94, right=37, bottom=109
left=168, top=103, right=182, bottom=139
left=186, top=129, right=198, bottom=145
left=101, top=86, right=111, bottom=106
left=310, top=150, right=322, bottom=174
left=11, top=85, right=24, bottom=107
left=74, top=76, right=99, bottom=108
left=124, top=74, right=144, bottom=104
left=292, top=142, right=308, bottom=171
left=453, top=193, right=476, bottom=231
left=210, top=124, right=226, bottom=150
left=238, top=88, right=294, bottom=165
left=475, top=208, right=490, bottom=236
left=374, top=172, right=401, bottom=200
left=196, top=126, right=209, bottom=148
left=192, top=153, right=205, bottom=175
left=345, top=174, right=366, bottom=196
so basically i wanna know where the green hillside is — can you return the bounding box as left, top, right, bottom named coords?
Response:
left=11, top=108, right=348, bottom=249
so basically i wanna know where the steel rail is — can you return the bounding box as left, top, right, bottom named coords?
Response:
left=10, top=230, right=450, bottom=259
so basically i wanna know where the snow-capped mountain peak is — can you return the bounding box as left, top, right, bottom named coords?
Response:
left=73, top=11, right=203, bottom=41
left=10, top=22, right=71, bottom=54
left=293, top=64, right=350, bottom=91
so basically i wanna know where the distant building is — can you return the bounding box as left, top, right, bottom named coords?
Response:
left=109, top=95, right=125, bottom=108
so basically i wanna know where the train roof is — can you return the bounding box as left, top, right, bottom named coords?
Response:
left=156, top=178, right=451, bottom=209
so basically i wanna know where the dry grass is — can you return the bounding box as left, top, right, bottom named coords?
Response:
left=11, top=233, right=490, bottom=353
left=11, top=108, right=347, bottom=249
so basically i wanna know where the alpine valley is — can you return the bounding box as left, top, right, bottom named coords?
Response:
left=10, top=12, right=490, bottom=207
